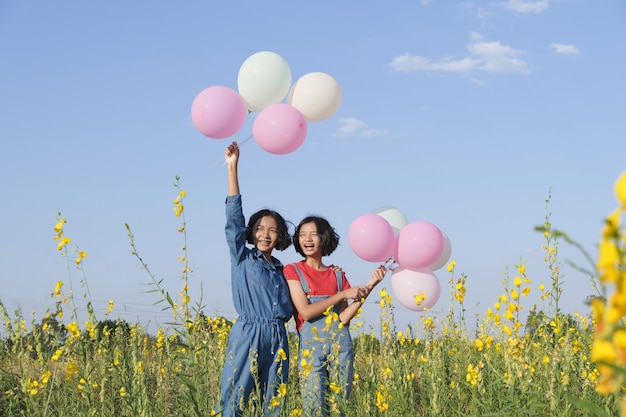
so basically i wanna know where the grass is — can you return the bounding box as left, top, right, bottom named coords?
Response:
left=1, top=176, right=624, bottom=417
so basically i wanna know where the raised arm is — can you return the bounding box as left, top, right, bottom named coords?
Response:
left=225, top=141, right=240, bottom=196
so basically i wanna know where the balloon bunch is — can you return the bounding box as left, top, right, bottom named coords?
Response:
left=190, top=51, right=342, bottom=155
left=348, top=206, right=452, bottom=312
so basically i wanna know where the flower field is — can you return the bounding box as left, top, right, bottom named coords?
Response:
left=1, top=173, right=625, bottom=417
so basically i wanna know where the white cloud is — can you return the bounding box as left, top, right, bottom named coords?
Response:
left=390, top=54, right=480, bottom=72
left=550, top=43, right=581, bottom=55
left=336, top=117, right=388, bottom=138
left=390, top=34, right=529, bottom=75
left=336, top=117, right=367, bottom=135
left=468, top=40, right=530, bottom=73
left=503, top=0, right=549, bottom=14
left=360, top=128, right=388, bottom=138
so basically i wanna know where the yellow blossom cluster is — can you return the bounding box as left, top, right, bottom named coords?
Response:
left=591, top=171, right=626, bottom=398
left=172, top=189, right=186, bottom=217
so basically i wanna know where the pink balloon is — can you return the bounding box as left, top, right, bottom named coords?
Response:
left=394, top=221, right=444, bottom=269
left=391, top=267, right=441, bottom=311
left=348, top=214, right=395, bottom=263
left=191, top=86, right=248, bottom=139
left=252, top=104, right=307, bottom=155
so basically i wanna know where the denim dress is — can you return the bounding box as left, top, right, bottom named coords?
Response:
left=292, top=265, right=355, bottom=417
left=218, top=195, right=293, bottom=417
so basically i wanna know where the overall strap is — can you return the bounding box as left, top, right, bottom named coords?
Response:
left=335, top=270, right=343, bottom=291
left=292, top=264, right=311, bottom=294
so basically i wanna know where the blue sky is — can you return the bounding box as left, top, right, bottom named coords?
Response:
left=1, top=1, right=625, bottom=334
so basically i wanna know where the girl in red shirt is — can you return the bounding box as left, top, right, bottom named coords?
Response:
left=283, top=216, right=387, bottom=416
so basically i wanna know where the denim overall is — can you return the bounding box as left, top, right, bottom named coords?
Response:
left=293, top=265, right=354, bottom=417
left=219, top=195, right=292, bottom=417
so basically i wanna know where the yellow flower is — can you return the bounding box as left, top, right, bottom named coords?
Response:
left=66, top=362, right=79, bottom=382
left=614, top=171, right=626, bottom=207
left=414, top=292, right=426, bottom=306
left=173, top=202, right=184, bottom=217
left=300, top=358, right=312, bottom=375
left=277, top=382, right=286, bottom=397
left=591, top=339, right=617, bottom=364
left=613, top=329, right=626, bottom=350
left=275, top=348, right=287, bottom=362
left=268, top=397, right=280, bottom=409
left=329, top=382, right=341, bottom=393
left=172, top=191, right=186, bottom=217
left=466, top=364, right=479, bottom=386
left=56, top=236, right=71, bottom=251
left=54, top=218, right=67, bottom=233
left=26, top=378, right=39, bottom=395
left=74, top=250, right=88, bottom=265
left=51, top=349, right=63, bottom=361
left=65, top=322, right=80, bottom=339
left=375, top=391, right=390, bottom=412
left=475, top=339, right=484, bottom=351
left=54, top=281, right=63, bottom=297
left=41, top=370, right=51, bottom=384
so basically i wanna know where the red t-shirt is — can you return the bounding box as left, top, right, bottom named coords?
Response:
left=284, top=261, right=352, bottom=331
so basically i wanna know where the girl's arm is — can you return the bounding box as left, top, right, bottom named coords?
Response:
left=338, top=265, right=387, bottom=325
left=287, top=279, right=366, bottom=322
left=225, top=141, right=240, bottom=196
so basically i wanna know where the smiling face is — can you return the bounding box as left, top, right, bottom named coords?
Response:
left=297, top=221, right=322, bottom=259
left=253, top=215, right=279, bottom=257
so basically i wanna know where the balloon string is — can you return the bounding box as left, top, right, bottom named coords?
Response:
left=383, top=256, right=398, bottom=272
left=214, top=133, right=254, bottom=166
left=238, top=134, right=253, bottom=147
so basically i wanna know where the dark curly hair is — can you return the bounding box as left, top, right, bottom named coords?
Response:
left=293, top=216, right=339, bottom=257
left=245, top=209, right=293, bottom=251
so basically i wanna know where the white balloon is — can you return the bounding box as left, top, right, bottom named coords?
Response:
left=429, top=233, right=452, bottom=271
left=372, top=206, right=409, bottom=237
left=237, top=51, right=291, bottom=112
left=287, top=72, right=342, bottom=122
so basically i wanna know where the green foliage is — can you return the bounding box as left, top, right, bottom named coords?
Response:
left=1, top=179, right=621, bottom=416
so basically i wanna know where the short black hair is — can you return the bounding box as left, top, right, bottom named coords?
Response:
left=246, top=209, right=292, bottom=251
left=293, top=216, right=339, bottom=257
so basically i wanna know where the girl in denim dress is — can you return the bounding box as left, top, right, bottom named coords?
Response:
left=218, top=141, right=293, bottom=417
left=284, top=216, right=387, bottom=416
